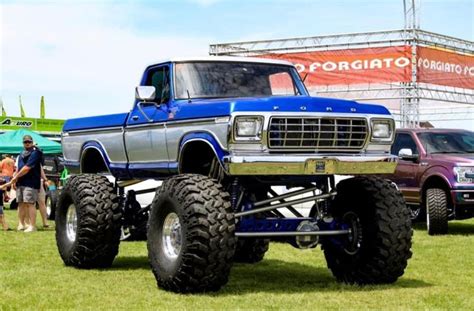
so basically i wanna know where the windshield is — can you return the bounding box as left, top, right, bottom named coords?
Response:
left=417, top=131, right=474, bottom=154
left=175, top=62, right=303, bottom=100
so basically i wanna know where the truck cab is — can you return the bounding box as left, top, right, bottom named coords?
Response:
left=62, top=57, right=397, bottom=180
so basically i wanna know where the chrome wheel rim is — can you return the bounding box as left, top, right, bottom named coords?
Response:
left=343, top=211, right=362, bottom=255
left=46, top=197, right=52, bottom=218
left=426, top=203, right=430, bottom=230
left=162, top=212, right=182, bottom=259
left=120, top=226, right=131, bottom=241
left=409, top=205, right=421, bottom=221
left=66, top=204, right=77, bottom=242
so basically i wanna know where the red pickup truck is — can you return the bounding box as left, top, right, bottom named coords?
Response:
left=389, top=128, right=474, bottom=235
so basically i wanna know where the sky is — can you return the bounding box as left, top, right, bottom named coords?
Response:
left=1, top=0, right=473, bottom=125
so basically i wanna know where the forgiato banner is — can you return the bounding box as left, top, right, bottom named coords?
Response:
left=417, top=47, right=474, bottom=89
left=262, top=46, right=412, bottom=86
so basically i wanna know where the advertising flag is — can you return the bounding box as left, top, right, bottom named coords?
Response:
left=40, top=96, right=46, bottom=119
left=19, top=96, right=26, bottom=117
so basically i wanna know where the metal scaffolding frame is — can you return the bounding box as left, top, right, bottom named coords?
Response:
left=210, top=29, right=474, bottom=56
left=209, top=1, right=473, bottom=128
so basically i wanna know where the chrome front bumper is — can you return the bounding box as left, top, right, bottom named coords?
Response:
left=223, top=154, right=398, bottom=175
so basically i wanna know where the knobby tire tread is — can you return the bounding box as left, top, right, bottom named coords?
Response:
left=426, top=188, right=448, bottom=235
left=148, top=174, right=236, bottom=293
left=323, top=176, right=413, bottom=284
left=56, top=174, right=121, bottom=268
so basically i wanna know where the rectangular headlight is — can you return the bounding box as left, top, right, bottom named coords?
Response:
left=373, top=123, right=390, bottom=138
left=371, top=119, right=394, bottom=142
left=234, top=116, right=263, bottom=141
left=454, top=166, right=474, bottom=183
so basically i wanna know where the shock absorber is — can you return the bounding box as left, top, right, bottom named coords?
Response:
left=230, top=178, right=240, bottom=210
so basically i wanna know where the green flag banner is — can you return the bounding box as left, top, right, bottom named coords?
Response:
left=40, top=96, right=45, bottom=119
left=19, top=96, right=26, bottom=117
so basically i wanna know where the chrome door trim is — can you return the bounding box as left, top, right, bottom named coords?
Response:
left=64, top=126, right=124, bottom=135
left=125, top=116, right=226, bottom=130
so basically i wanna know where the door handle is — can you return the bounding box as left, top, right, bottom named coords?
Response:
left=132, top=115, right=139, bottom=121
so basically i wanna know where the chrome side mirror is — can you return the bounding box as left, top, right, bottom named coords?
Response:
left=398, top=148, right=418, bottom=161
left=398, top=148, right=413, bottom=157
left=135, top=86, right=156, bottom=101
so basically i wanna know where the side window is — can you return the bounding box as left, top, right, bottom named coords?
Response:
left=146, top=66, right=170, bottom=104
left=391, top=133, right=418, bottom=156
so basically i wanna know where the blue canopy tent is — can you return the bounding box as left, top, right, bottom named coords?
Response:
left=0, top=129, right=62, bottom=155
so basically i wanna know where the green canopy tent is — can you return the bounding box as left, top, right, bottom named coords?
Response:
left=0, top=129, right=62, bottom=155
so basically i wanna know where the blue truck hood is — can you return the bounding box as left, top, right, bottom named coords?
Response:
left=63, top=96, right=390, bottom=132
left=172, top=96, right=390, bottom=120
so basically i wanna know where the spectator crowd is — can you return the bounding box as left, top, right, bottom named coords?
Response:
left=0, top=135, right=50, bottom=232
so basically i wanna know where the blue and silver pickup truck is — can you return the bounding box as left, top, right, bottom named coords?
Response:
left=56, top=56, right=412, bottom=293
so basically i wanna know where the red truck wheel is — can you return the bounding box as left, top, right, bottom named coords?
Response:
left=426, top=188, right=448, bottom=235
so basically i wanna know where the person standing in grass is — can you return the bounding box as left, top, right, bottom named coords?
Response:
left=36, top=165, right=50, bottom=228
left=0, top=200, right=8, bottom=230
left=0, top=179, right=8, bottom=230
left=0, top=154, right=15, bottom=231
left=5, top=135, right=43, bottom=232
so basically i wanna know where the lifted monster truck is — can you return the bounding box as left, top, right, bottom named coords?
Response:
left=57, top=57, right=412, bottom=293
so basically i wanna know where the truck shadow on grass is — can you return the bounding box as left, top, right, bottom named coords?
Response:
left=219, top=259, right=431, bottom=295
left=110, top=256, right=151, bottom=271
left=413, top=222, right=474, bottom=236
left=110, top=257, right=430, bottom=294
left=447, top=222, right=474, bottom=235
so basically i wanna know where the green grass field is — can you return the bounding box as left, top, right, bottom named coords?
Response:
left=1, top=208, right=474, bottom=310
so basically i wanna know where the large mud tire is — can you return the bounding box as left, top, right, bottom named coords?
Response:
left=46, top=189, right=59, bottom=220
left=234, top=189, right=270, bottom=264
left=147, top=174, right=236, bottom=293
left=323, top=176, right=412, bottom=284
left=426, top=188, right=448, bottom=235
left=55, top=174, right=122, bottom=268
left=234, top=238, right=270, bottom=263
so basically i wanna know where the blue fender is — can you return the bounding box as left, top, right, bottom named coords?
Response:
left=178, top=132, right=228, bottom=172
left=80, top=141, right=129, bottom=178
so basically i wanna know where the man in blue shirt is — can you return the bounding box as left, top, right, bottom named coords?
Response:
left=9, top=135, right=42, bottom=232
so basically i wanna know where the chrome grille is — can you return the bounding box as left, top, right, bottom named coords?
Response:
left=268, top=117, right=368, bottom=150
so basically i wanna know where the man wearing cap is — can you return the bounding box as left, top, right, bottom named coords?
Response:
left=9, top=135, right=43, bottom=232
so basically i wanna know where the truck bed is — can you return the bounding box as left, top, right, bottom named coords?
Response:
left=63, top=113, right=129, bottom=132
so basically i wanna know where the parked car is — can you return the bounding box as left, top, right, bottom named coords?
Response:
left=42, top=154, right=65, bottom=219
left=389, top=128, right=474, bottom=235
left=57, top=56, right=412, bottom=293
